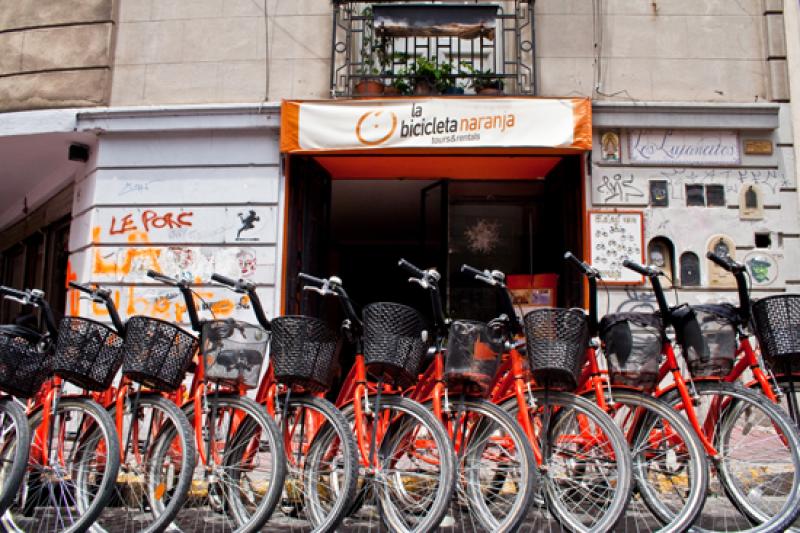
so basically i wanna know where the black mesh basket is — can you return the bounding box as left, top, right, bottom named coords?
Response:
left=201, top=320, right=268, bottom=389
left=691, top=304, right=738, bottom=377
left=523, top=308, right=589, bottom=391
left=362, top=302, right=428, bottom=388
left=600, top=313, right=663, bottom=392
left=0, top=326, right=52, bottom=398
left=122, top=316, right=198, bottom=392
left=53, top=317, right=125, bottom=391
left=444, top=320, right=503, bottom=395
left=270, top=315, right=339, bottom=393
left=752, top=295, right=800, bottom=364
left=671, top=304, right=727, bottom=378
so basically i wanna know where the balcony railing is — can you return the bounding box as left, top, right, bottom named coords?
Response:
left=330, top=1, right=535, bottom=98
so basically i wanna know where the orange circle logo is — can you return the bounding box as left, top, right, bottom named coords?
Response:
left=355, top=111, right=397, bottom=146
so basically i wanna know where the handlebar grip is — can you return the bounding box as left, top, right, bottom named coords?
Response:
left=706, top=251, right=745, bottom=273
left=460, top=264, right=485, bottom=277
left=68, top=281, right=95, bottom=295
left=146, top=269, right=178, bottom=285
left=211, top=273, right=237, bottom=287
left=298, top=272, right=325, bottom=286
left=398, top=259, right=425, bottom=277
left=563, top=251, right=594, bottom=276
left=0, top=286, right=27, bottom=300
left=622, top=259, right=653, bottom=277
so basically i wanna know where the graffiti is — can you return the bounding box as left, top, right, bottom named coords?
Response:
left=658, top=168, right=789, bottom=196
left=86, top=287, right=254, bottom=324
left=597, top=174, right=645, bottom=203
left=118, top=181, right=153, bottom=196
left=236, top=210, right=261, bottom=241
left=614, top=288, right=658, bottom=313
left=109, top=210, right=193, bottom=235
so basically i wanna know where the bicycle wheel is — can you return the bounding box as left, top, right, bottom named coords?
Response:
left=339, top=394, right=457, bottom=533
left=92, top=393, right=195, bottom=533
left=167, top=393, right=286, bottom=533
left=761, top=373, right=800, bottom=427
left=661, top=380, right=800, bottom=532
left=423, top=397, right=538, bottom=533
left=5, top=396, right=120, bottom=532
left=0, top=398, right=30, bottom=516
left=583, top=389, right=708, bottom=533
left=267, top=393, right=358, bottom=533
left=502, top=390, right=633, bottom=533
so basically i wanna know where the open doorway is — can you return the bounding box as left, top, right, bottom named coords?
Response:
left=284, top=155, right=585, bottom=323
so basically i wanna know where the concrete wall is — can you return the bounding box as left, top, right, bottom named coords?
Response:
left=68, top=106, right=284, bottom=325
left=111, top=0, right=330, bottom=105
left=0, top=0, right=115, bottom=111
left=536, top=0, right=772, bottom=102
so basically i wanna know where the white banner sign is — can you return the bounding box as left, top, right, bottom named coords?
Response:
left=628, top=129, right=740, bottom=165
left=282, top=98, right=591, bottom=152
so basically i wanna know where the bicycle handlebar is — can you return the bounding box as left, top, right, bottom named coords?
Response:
left=460, top=264, right=485, bottom=278
left=210, top=272, right=269, bottom=330
left=622, top=260, right=672, bottom=328
left=399, top=258, right=447, bottom=335
left=705, top=252, right=751, bottom=325
left=398, top=258, right=426, bottom=278
left=298, top=272, right=326, bottom=287
left=0, top=286, right=28, bottom=301
left=460, top=263, right=522, bottom=336
left=563, top=252, right=599, bottom=336
left=706, top=252, right=745, bottom=274
left=68, top=281, right=125, bottom=334
left=622, top=259, right=661, bottom=278
left=146, top=270, right=201, bottom=333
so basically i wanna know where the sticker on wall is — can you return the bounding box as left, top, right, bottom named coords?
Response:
left=464, top=218, right=502, bottom=255
left=744, top=251, right=778, bottom=286
left=600, top=131, right=621, bottom=162
left=235, top=210, right=262, bottom=241
left=588, top=210, right=645, bottom=284
left=707, top=235, right=737, bottom=288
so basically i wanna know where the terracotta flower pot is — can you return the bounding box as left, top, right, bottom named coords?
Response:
left=476, top=87, right=504, bottom=96
left=353, top=80, right=385, bottom=97
left=383, top=85, right=402, bottom=96
left=413, top=80, right=438, bottom=96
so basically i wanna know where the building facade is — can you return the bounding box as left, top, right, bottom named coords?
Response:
left=0, top=0, right=797, bottom=325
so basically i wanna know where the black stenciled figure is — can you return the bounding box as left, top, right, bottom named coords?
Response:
left=237, top=210, right=260, bottom=239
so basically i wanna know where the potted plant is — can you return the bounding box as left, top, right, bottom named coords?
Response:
left=437, top=62, right=464, bottom=95
left=353, top=7, right=384, bottom=97
left=462, top=63, right=505, bottom=96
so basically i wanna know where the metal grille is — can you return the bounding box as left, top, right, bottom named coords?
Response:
left=331, top=0, right=535, bottom=97
left=523, top=308, right=588, bottom=391
left=53, top=317, right=125, bottom=391
left=122, top=316, right=198, bottom=392
left=363, top=302, right=428, bottom=388
left=270, top=315, right=339, bottom=393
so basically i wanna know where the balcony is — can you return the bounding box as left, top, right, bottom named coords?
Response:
left=330, top=1, right=535, bottom=98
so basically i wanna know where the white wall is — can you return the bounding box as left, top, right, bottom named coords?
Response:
left=69, top=106, right=284, bottom=326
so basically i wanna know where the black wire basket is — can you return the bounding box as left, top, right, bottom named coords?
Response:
left=201, top=319, right=268, bottom=389
left=600, top=312, right=663, bottom=392
left=0, top=325, right=52, bottom=398
left=122, top=316, right=198, bottom=392
left=53, top=317, right=125, bottom=391
left=270, top=315, right=339, bottom=393
left=752, top=295, right=800, bottom=363
left=444, top=320, right=503, bottom=395
left=362, top=302, right=428, bottom=388
left=523, top=308, right=589, bottom=391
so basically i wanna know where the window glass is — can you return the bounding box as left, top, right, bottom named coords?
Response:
left=685, top=185, right=705, bottom=206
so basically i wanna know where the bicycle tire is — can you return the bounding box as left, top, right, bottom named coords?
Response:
left=6, top=396, right=121, bottom=532
left=501, top=390, right=633, bottom=533
left=172, top=394, right=286, bottom=533
left=94, top=393, right=196, bottom=533
left=583, top=389, right=708, bottom=533
left=0, top=398, right=30, bottom=516
left=757, top=373, right=800, bottom=427
left=339, top=394, right=457, bottom=533
left=422, top=397, right=538, bottom=533
left=661, top=380, right=800, bottom=533
left=268, top=393, right=358, bottom=533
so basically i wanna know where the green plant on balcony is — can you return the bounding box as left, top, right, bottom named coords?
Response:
left=353, top=6, right=384, bottom=96
left=461, top=62, right=505, bottom=95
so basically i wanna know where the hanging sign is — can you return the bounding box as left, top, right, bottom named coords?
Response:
left=588, top=210, right=645, bottom=284
left=628, top=129, right=740, bottom=165
left=281, top=98, right=591, bottom=153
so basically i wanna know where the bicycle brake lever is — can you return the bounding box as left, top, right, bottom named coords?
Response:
left=302, top=286, right=327, bottom=295
left=3, top=296, right=27, bottom=305
left=408, top=277, right=429, bottom=289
